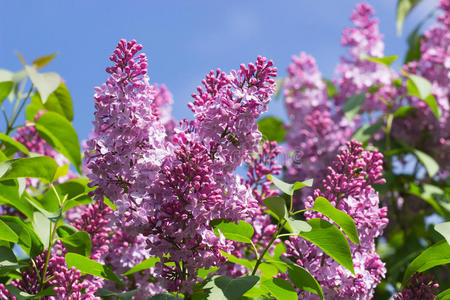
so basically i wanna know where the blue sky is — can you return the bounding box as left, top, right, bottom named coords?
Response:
left=0, top=0, right=438, bottom=141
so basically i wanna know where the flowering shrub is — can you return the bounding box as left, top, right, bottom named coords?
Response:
left=0, top=1, right=448, bottom=299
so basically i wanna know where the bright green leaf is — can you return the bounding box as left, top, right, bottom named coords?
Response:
left=32, top=212, right=51, bottom=247
left=257, top=117, right=286, bottom=143
left=0, top=133, right=30, bottom=156
left=435, top=222, right=450, bottom=245
left=267, top=175, right=313, bottom=196
left=261, top=278, right=297, bottom=300
left=281, top=257, right=324, bottom=300
left=423, top=94, right=441, bottom=121
left=0, top=219, right=18, bottom=243
left=219, top=250, right=254, bottom=271
left=436, top=288, right=450, bottom=300
left=65, top=253, right=124, bottom=285
left=197, top=266, right=219, bottom=279
left=343, top=93, right=365, bottom=121
left=402, top=241, right=450, bottom=286
left=35, top=111, right=81, bottom=172
left=365, top=55, right=398, bottom=66
left=323, top=79, right=338, bottom=99
left=32, top=82, right=73, bottom=121
left=56, top=224, right=78, bottom=238
left=122, top=257, right=160, bottom=276
left=0, top=81, right=13, bottom=104
left=25, top=65, right=61, bottom=103
left=211, top=219, right=254, bottom=244
left=0, top=180, right=34, bottom=220
left=0, top=156, right=58, bottom=183
left=393, top=105, right=415, bottom=118
left=286, top=218, right=312, bottom=235
left=202, top=275, right=260, bottom=300
left=312, top=197, right=360, bottom=244
left=60, top=231, right=92, bottom=257
left=412, top=149, right=439, bottom=177
left=0, top=215, right=43, bottom=258
left=406, top=73, right=431, bottom=99
left=396, top=0, right=421, bottom=35
left=263, top=197, right=288, bottom=220
left=300, top=218, right=355, bottom=275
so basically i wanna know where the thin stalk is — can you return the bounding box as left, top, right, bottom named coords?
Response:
left=39, top=220, right=58, bottom=294
left=6, top=84, right=34, bottom=135
left=251, top=219, right=286, bottom=275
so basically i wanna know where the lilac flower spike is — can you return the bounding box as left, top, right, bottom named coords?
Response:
left=394, top=273, right=439, bottom=300
left=285, top=140, right=388, bottom=299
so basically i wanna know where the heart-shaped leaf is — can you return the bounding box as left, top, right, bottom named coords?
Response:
left=267, top=175, right=313, bottom=196
left=0, top=156, right=58, bottom=183
left=211, top=219, right=254, bottom=244
left=25, top=65, right=61, bottom=103
left=202, top=275, right=260, bottom=300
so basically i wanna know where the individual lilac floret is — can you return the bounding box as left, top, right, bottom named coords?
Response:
left=0, top=284, right=14, bottom=300
left=283, top=53, right=353, bottom=203
left=393, top=273, right=439, bottom=300
left=334, top=3, right=399, bottom=112
left=285, top=140, right=388, bottom=299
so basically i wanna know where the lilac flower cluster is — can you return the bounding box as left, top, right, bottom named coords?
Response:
left=11, top=242, right=99, bottom=300
left=393, top=273, right=439, bottom=300
left=283, top=53, right=353, bottom=203
left=393, top=0, right=450, bottom=175
left=86, top=39, right=277, bottom=293
left=334, top=3, right=399, bottom=112
left=285, top=140, right=388, bottom=299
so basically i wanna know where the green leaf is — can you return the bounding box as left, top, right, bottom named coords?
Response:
left=32, top=82, right=73, bottom=121
left=35, top=111, right=81, bottom=172
left=267, top=175, right=313, bottom=196
left=0, top=180, right=34, bottom=220
left=393, top=105, right=415, bottom=118
left=406, top=73, right=431, bottom=99
left=202, top=275, right=260, bottom=300
left=211, top=220, right=254, bottom=244
left=0, top=81, right=13, bottom=104
left=65, top=253, right=124, bottom=285
left=263, top=197, right=288, bottom=220
left=300, top=218, right=355, bottom=275
left=396, top=0, right=421, bottom=35
left=32, top=212, right=51, bottom=247
left=95, top=289, right=137, bottom=300
left=0, top=156, right=58, bottom=183
left=122, top=257, right=160, bottom=276
left=402, top=241, right=450, bottom=286
left=365, top=55, right=398, bottom=66
left=343, top=93, right=365, bottom=121
left=197, top=266, right=219, bottom=279
left=25, top=65, right=61, bottom=103
left=32, top=53, right=57, bottom=69
left=435, top=222, right=450, bottom=245
left=323, top=79, right=338, bottom=99
left=286, top=218, right=312, bottom=235
left=407, top=183, right=445, bottom=216
left=281, top=257, right=324, bottom=299
left=0, top=219, right=18, bottom=243
left=423, top=94, right=441, bottom=121
left=103, top=197, right=117, bottom=211
left=311, top=197, right=360, bottom=244
left=351, top=121, right=383, bottom=145
left=0, top=133, right=30, bottom=156
left=257, top=116, right=286, bottom=143
left=56, top=224, right=78, bottom=238
left=261, top=278, right=297, bottom=300
left=60, top=231, right=92, bottom=257
left=436, top=288, right=450, bottom=300
left=219, top=250, right=254, bottom=271
left=0, top=216, right=43, bottom=258
left=0, top=246, right=17, bottom=267
left=412, top=149, right=439, bottom=177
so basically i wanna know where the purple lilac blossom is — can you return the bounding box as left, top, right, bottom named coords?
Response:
left=393, top=273, right=439, bottom=300
left=334, top=3, right=399, bottom=113
left=393, top=0, right=450, bottom=176
left=283, top=53, right=353, bottom=204
left=86, top=39, right=277, bottom=293
left=285, top=140, right=388, bottom=299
